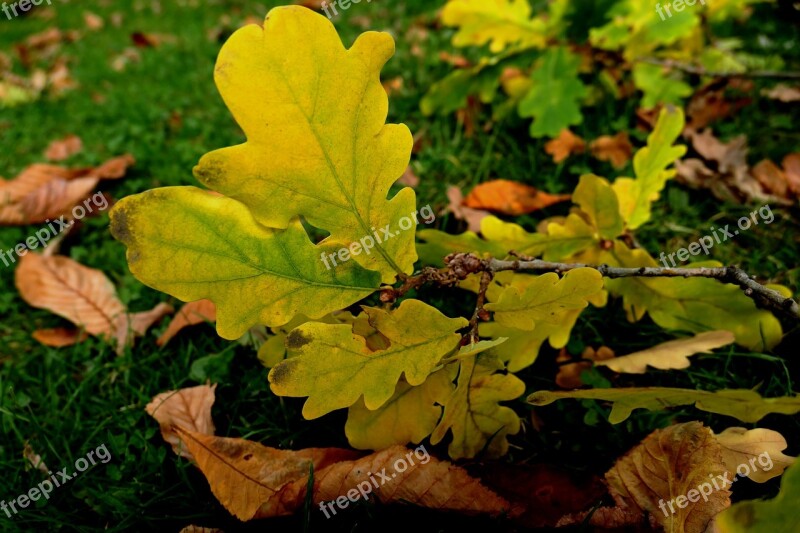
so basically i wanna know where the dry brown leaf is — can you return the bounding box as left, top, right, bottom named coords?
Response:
left=131, top=32, right=174, bottom=48
left=83, top=12, right=104, bottom=30
left=463, top=179, right=570, bottom=216
left=395, top=165, right=419, bottom=188
left=544, top=129, right=586, bottom=164
left=676, top=129, right=786, bottom=204
left=32, top=327, right=89, bottom=348
left=783, top=153, right=800, bottom=195
left=23, top=441, right=48, bottom=473
left=600, top=422, right=731, bottom=532
left=44, top=135, right=83, bottom=161
left=382, top=76, right=403, bottom=96
left=752, top=159, right=790, bottom=198
left=438, top=51, right=470, bottom=68
left=175, top=428, right=510, bottom=521
left=590, top=132, right=633, bottom=168
left=179, top=527, right=224, bottom=533
left=713, top=427, right=796, bottom=483
left=595, top=330, right=735, bottom=374
left=111, top=48, right=142, bottom=72
left=16, top=253, right=169, bottom=353
left=555, top=346, right=614, bottom=389
left=447, top=185, right=489, bottom=233
left=157, top=299, right=217, bottom=346
left=686, top=79, right=753, bottom=131
left=761, top=84, right=800, bottom=103
left=146, top=384, right=218, bottom=460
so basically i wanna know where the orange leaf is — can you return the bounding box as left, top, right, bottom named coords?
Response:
left=32, top=327, right=88, bottom=347
left=146, top=384, right=218, bottom=460
left=44, top=135, right=83, bottom=161
left=463, top=179, right=570, bottom=216
left=545, top=129, right=586, bottom=164
left=589, top=132, right=633, bottom=168
left=447, top=185, right=489, bottom=233
left=157, top=299, right=217, bottom=346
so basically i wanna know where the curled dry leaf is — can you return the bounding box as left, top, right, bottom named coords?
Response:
left=713, top=427, right=796, bottom=483
left=15, top=253, right=170, bottom=353
left=463, top=179, right=571, bottom=216
left=751, top=155, right=800, bottom=199
left=175, top=429, right=510, bottom=522
left=560, top=422, right=731, bottom=532
left=589, top=132, right=633, bottom=168
left=157, top=299, right=217, bottom=346
left=544, top=129, right=586, bottom=164
left=761, top=83, right=800, bottom=103
left=447, top=185, right=490, bottom=233
left=0, top=155, right=134, bottom=225
left=32, top=327, right=88, bottom=347
left=44, top=134, right=82, bottom=161
left=595, top=330, right=735, bottom=374
left=145, top=384, right=218, bottom=460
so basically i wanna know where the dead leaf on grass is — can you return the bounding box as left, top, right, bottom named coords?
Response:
left=157, top=299, right=217, bottom=346
left=545, top=129, right=586, bottom=164
left=464, top=179, right=570, bottom=216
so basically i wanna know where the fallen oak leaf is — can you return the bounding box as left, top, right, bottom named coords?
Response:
left=15, top=253, right=170, bottom=353
left=44, top=134, right=82, bottom=161
left=174, top=428, right=510, bottom=521
left=595, top=330, right=735, bottom=374
left=589, top=132, right=633, bottom=169
left=544, top=129, right=586, bottom=164
left=157, top=299, right=217, bottom=346
left=145, top=384, right=218, bottom=460
left=555, top=345, right=614, bottom=389
left=32, top=327, right=88, bottom=348
left=761, top=83, right=800, bottom=103
left=463, top=179, right=571, bottom=216
left=713, top=427, right=796, bottom=483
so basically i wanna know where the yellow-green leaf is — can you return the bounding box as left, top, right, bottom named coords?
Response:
left=109, top=187, right=380, bottom=340
left=345, top=370, right=453, bottom=450
left=529, top=387, right=800, bottom=424
left=268, top=299, right=468, bottom=419
left=715, top=460, right=800, bottom=532
left=431, top=355, right=524, bottom=459
left=572, top=174, right=624, bottom=240
left=441, top=0, right=548, bottom=53
left=193, top=6, right=415, bottom=282
left=485, top=268, right=604, bottom=331
left=612, top=106, right=686, bottom=229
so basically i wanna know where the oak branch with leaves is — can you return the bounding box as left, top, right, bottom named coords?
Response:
left=110, top=6, right=800, bottom=463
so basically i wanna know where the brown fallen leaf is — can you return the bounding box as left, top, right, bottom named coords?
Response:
left=157, top=300, right=217, bottom=346
left=784, top=153, right=800, bottom=195
left=447, top=185, right=490, bottom=233
left=463, top=179, right=571, bottom=216
left=0, top=155, right=133, bottom=225
left=686, top=78, right=753, bottom=131
left=676, top=129, right=786, bottom=204
left=394, top=165, right=419, bottom=188
left=32, top=327, right=89, bottom=348
left=761, top=83, right=800, bottom=103
left=713, top=427, right=796, bottom=483
left=561, top=422, right=731, bottom=531
left=83, top=11, right=104, bottom=31
left=23, top=441, right=49, bottom=474
left=555, top=346, right=614, bottom=389
left=382, top=76, right=403, bottom=96
left=131, top=32, right=175, bottom=48
left=595, top=330, right=735, bottom=374
left=751, top=156, right=800, bottom=200
left=590, top=132, right=633, bottom=169
left=44, top=135, right=83, bottom=161
left=438, top=51, right=470, bottom=68
left=15, top=253, right=170, bottom=353
left=179, top=527, right=224, bottom=533
left=544, top=129, right=586, bottom=164
left=177, top=429, right=511, bottom=522
left=146, top=384, right=218, bottom=460
left=111, top=47, right=142, bottom=72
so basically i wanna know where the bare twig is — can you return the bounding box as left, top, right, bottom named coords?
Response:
left=639, top=58, right=800, bottom=80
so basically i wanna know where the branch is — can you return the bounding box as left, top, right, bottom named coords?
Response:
left=639, top=58, right=800, bottom=80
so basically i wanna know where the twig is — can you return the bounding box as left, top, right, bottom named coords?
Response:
left=468, top=271, right=493, bottom=343
left=639, top=58, right=800, bottom=80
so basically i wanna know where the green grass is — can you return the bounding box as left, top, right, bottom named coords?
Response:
left=1, top=0, right=799, bottom=531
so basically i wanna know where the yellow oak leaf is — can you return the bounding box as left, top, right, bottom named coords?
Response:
left=572, top=174, right=624, bottom=240
left=193, top=6, right=415, bottom=282
left=713, top=427, right=796, bottom=483
left=431, top=355, right=525, bottom=459
left=529, top=387, right=800, bottom=424
left=441, top=0, right=548, bottom=53
left=268, top=299, right=468, bottom=419
left=345, top=370, right=453, bottom=450
left=595, top=330, right=735, bottom=374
